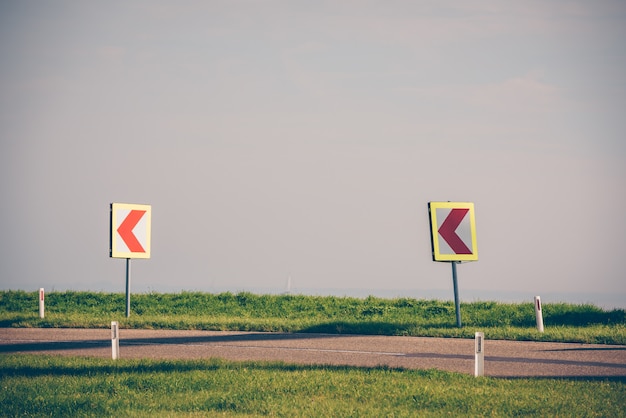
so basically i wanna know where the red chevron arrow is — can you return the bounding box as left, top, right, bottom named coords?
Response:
left=438, top=208, right=472, bottom=254
left=117, top=210, right=146, bottom=252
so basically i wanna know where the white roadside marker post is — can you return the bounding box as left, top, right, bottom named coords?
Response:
left=534, top=296, right=544, bottom=333
left=111, top=321, right=120, bottom=360
left=39, top=288, right=45, bottom=319
left=474, top=332, right=484, bottom=377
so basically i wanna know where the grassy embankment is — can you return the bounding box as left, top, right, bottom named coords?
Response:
left=1, top=290, right=625, bottom=344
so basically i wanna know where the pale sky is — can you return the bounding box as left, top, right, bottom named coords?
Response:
left=1, top=1, right=625, bottom=308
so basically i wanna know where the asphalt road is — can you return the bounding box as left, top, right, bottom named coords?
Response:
left=1, top=328, right=625, bottom=378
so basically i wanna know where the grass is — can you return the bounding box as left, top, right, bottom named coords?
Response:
left=1, top=355, right=625, bottom=417
left=2, top=292, right=625, bottom=416
left=1, top=290, right=625, bottom=344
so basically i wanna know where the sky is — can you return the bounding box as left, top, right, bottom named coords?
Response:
left=1, top=1, right=625, bottom=309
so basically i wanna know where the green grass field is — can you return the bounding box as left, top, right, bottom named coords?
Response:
left=1, top=355, right=625, bottom=417
left=1, top=290, right=625, bottom=344
left=2, top=291, right=625, bottom=416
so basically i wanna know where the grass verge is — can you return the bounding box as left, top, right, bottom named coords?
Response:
left=1, top=291, right=625, bottom=344
left=1, top=354, right=625, bottom=417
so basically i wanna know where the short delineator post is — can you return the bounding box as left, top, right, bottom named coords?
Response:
left=534, top=296, right=544, bottom=333
left=474, top=332, right=484, bottom=377
left=39, top=288, right=45, bottom=319
left=111, top=321, right=120, bottom=360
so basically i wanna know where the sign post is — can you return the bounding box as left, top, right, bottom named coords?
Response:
left=451, top=261, right=461, bottom=327
left=428, top=202, right=478, bottom=327
left=110, top=203, right=151, bottom=317
left=125, top=258, right=131, bottom=318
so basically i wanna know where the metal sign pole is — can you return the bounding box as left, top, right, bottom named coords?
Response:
left=451, top=261, right=462, bottom=327
left=125, top=258, right=131, bottom=318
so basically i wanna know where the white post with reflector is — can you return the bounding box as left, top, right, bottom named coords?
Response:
left=474, top=332, right=484, bottom=377
left=111, top=321, right=120, bottom=360
left=39, top=288, right=45, bottom=319
left=534, top=296, right=544, bottom=333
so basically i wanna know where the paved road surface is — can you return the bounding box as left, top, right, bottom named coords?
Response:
left=1, top=328, right=625, bottom=378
